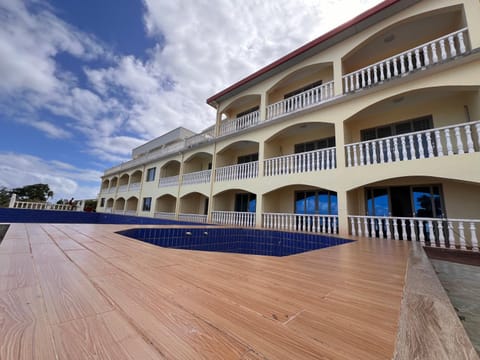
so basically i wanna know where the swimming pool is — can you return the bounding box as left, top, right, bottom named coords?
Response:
left=117, top=227, right=354, bottom=257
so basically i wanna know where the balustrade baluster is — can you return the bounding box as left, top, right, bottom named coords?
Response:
left=380, top=63, right=385, bottom=81
left=459, top=222, right=466, bottom=250
left=385, top=218, right=391, bottom=239
left=344, top=77, right=349, bottom=93
left=364, top=218, right=369, bottom=237
left=440, top=39, right=447, bottom=60
left=393, top=58, right=399, bottom=76
left=458, top=32, right=466, bottom=54
left=427, top=220, right=434, bottom=246
left=454, top=127, right=464, bottom=154
left=465, top=125, right=475, bottom=153
left=448, top=35, right=457, bottom=57
left=359, top=144, right=365, bottom=166
left=372, top=140, right=378, bottom=164
left=437, top=221, right=445, bottom=248
left=386, top=60, right=392, bottom=79
left=426, top=132, right=434, bottom=157
left=332, top=149, right=336, bottom=168
left=367, top=68, right=372, bottom=86
left=379, top=140, right=384, bottom=163
left=350, top=218, right=356, bottom=236
left=416, top=133, right=425, bottom=159
left=431, top=42, right=438, bottom=63
left=419, top=220, right=426, bottom=246
left=373, top=65, right=378, bottom=84
left=409, top=219, right=416, bottom=242
left=393, top=137, right=400, bottom=162
left=361, top=70, right=366, bottom=88
left=400, top=136, right=407, bottom=161
left=386, top=140, right=393, bottom=163
left=355, top=72, right=360, bottom=90
left=327, top=149, right=332, bottom=169
left=400, top=55, right=406, bottom=74
left=433, top=130, right=444, bottom=157
left=407, top=52, right=414, bottom=71
left=357, top=218, right=363, bottom=237
left=399, top=219, right=406, bottom=240
left=470, top=222, right=479, bottom=252
left=422, top=46, right=429, bottom=67
left=414, top=49, right=421, bottom=69
left=365, top=143, right=370, bottom=165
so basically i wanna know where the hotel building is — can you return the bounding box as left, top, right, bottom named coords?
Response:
left=97, top=0, right=480, bottom=252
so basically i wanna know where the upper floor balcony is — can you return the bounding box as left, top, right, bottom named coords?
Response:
left=345, top=120, right=480, bottom=168
left=182, top=169, right=212, bottom=185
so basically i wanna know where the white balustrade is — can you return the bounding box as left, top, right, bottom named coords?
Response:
left=128, top=182, right=141, bottom=191
left=219, top=111, right=260, bottom=136
left=158, top=175, right=180, bottom=187
left=266, top=81, right=334, bottom=121
left=13, top=201, right=76, bottom=211
left=113, top=209, right=125, bottom=215
left=349, top=215, right=479, bottom=252
left=105, top=207, right=113, bottom=213
left=345, top=120, right=480, bottom=167
left=107, top=187, right=116, bottom=194
left=117, top=184, right=129, bottom=192
left=182, top=169, right=212, bottom=185
left=263, top=213, right=338, bottom=234
left=343, top=28, right=468, bottom=93
left=211, top=211, right=256, bottom=227
left=124, top=210, right=137, bottom=216
left=215, top=161, right=259, bottom=182
left=178, top=213, right=208, bottom=223
left=264, top=147, right=336, bottom=176
left=154, top=212, right=176, bottom=220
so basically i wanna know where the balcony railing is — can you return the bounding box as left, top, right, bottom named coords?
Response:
left=219, top=111, right=260, bottom=136
left=158, top=175, right=180, bottom=187
left=182, top=169, right=212, bottom=185
left=264, top=147, right=336, bottom=176
left=117, top=184, right=129, bottom=193
left=263, top=213, right=338, bottom=234
left=349, top=215, right=479, bottom=252
left=107, top=187, right=116, bottom=194
left=104, top=207, right=113, bottom=213
left=178, top=213, right=208, bottom=223
left=154, top=211, right=176, bottom=220
left=343, top=28, right=468, bottom=93
left=125, top=210, right=137, bottom=216
left=346, top=120, right=480, bottom=167
left=12, top=201, right=76, bottom=211
left=266, top=81, right=334, bottom=121
left=211, top=211, right=256, bottom=227
left=215, top=161, right=259, bottom=182
left=128, top=182, right=141, bottom=191
left=113, top=209, right=125, bottom=215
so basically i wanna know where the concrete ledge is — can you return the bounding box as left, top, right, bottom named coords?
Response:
left=394, top=242, right=479, bottom=360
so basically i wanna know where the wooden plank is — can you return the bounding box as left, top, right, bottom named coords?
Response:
left=0, top=254, right=36, bottom=291
left=65, top=249, right=120, bottom=277
left=52, top=311, right=164, bottom=360
left=0, top=286, right=56, bottom=360
left=35, top=261, right=113, bottom=324
left=93, top=273, right=248, bottom=360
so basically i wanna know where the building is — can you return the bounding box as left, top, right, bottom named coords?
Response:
left=97, top=0, right=480, bottom=251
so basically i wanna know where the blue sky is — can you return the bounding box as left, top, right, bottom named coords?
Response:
left=0, top=0, right=381, bottom=202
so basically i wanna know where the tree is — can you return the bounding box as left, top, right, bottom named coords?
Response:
left=0, top=187, right=11, bottom=208
left=47, top=190, right=54, bottom=203
left=12, top=184, right=52, bottom=202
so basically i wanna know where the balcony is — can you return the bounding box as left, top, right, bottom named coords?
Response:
left=349, top=215, right=479, bottom=252
left=178, top=213, right=208, bottom=223
left=263, top=213, right=338, bottom=234
left=117, top=185, right=128, bottom=193
left=211, top=211, right=256, bottom=227
left=219, top=111, right=260, bottom=137
left=182, top=169, right=211, bottom=185
left=266, top=81, right=334, bottom=121
left=345, top=120, right=480, bottom=167
left=158, top=175, right=180, bottom=187
left=264, top=147, right=336, bottom=176
left=215, top=161, right=259, bottom=182
left=343, top=28, right=468, bottom=94
left=128, top=182, right=141, bottom=191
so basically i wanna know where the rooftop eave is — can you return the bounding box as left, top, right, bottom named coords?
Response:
left=206, top=0, right=420, bottom=107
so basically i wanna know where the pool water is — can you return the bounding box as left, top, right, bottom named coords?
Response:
left=117, top=227, right=354, bottom=257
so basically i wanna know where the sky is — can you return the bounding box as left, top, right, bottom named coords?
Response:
left=0, top=0, right=383, bottom=202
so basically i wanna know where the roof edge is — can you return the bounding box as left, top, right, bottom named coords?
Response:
left=206, top=0, right=402, bottom=107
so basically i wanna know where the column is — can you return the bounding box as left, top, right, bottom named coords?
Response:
left=255, top=192, right=263, bottom=228
left=259, top=92, right=267, bottom=122
left=463, top=1, right=480, bottom=49
left=333, top=58, right=343, bottom=96
left=336, top=189, right=349, bottom=237
left=174, top=153, right=185, bottom=219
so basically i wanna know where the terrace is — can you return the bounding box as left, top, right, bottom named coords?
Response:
left=0, top=219, right=476, bottom=359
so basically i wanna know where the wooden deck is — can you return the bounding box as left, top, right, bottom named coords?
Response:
left=0, top=223, right=411, bottom=359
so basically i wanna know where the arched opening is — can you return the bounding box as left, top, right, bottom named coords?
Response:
left=114, top=197, right=125, bottom=213
left=264, top=122, right=336, bottom=176
left=105, top=198, right=114, bottom=211
left=215, top=141, right=259, bottom=182
left=182, top=152, right=213, bottom=185
left=125, top=197, right=138, bottom=215
left=266, top=63, right=334, bottom=120
left=118, top=174, right=130, bottom=192
left=130, top=170, right=143, bottom=190
left=212, top=189, right=256, bottom=227
left=110, top=177, right=118, bottom=192
left=342, top=5, right=467, bottom=93
left=343, top=87, right=480, bottom=168
left=159, top=160, right=181, bottom=187
left=101, top=179, right=109, bottom=191
left=178, top=192, right=209, bottom=223
left=219, top=95, right=261, bottom=136
left=154, top=195, right=177, bottom=219
left=347, top=176, right=480, bottom=249
left=263, top=185, right=338, bottom=234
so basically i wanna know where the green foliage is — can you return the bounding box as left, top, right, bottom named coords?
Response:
left=84, top=199, right=97, bottom=212
left=12, top=183, right=52, bottom=202
left=0, top=187, right=11, bottom=208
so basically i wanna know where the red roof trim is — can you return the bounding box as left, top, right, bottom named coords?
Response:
left=206, top=0, right=402, bottom=106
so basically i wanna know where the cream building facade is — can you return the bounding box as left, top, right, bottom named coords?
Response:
left=97, top=0, right=480, bottom=251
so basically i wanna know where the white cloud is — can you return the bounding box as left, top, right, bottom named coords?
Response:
left=0, top=152, right=102, bottom=200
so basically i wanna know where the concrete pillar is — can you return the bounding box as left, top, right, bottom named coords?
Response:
left=9, top=193, right=16, bottom=208
left=337, top=189, right=350, bottom=237
left=175, top=153, right=185, bottom=219
left=333, top=58, right=344, bottom=97
left=255, top=191, right=263, bottom=228
left=259, top=92, right=267, bottom=122
left=463, top=0, right=480, bottom=49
